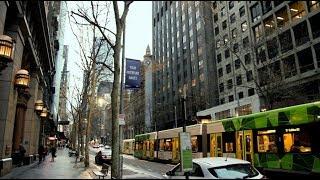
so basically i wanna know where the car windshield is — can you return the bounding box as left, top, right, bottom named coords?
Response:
left=208, top=163, right=259, bottom=179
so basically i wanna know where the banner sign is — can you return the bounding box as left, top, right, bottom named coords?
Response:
left=179, top=132, right=193, bottom=172
left=125, top=58, right=141, bottom=89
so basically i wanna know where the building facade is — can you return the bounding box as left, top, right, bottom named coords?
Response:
left=0, top=1, right=59, bottom=176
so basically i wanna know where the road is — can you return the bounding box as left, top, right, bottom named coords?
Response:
left=90, top=147, right=175, bottom=179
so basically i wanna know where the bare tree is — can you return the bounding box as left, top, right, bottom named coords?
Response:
left=70, top=1, right=133, bottom=177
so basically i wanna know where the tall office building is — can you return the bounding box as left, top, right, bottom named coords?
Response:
left=152, top=1, right=218, bottom=130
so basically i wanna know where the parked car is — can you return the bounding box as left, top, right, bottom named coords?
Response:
left=164, top=157, right=266, bottom=179
left=95, top=148, right=112, bottom=165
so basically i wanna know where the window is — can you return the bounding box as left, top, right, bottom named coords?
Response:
left=215, top=109, right=231, bottom=120
left=238, top=92, right=244, bottom=99
left=308, top=1, right=320, bottom=12
left=216, top=40, right=221, bottom=49
left=264, top=15, right=276, bottom=36
left=256, top=45, right=267, bottom=64
left=282, top=55, right=297, bottom=78
left=243, top=36, right=249, bottom=48
left=220, top=98, right=225, bottom=105
left=215, top=27, right=219, bottom=35
left=283, top=127, right=310, bottom=153
left=309, top=13, right=320, bottom=39
left=191, top=136, right=200, bottom=153
left=222, top=20, right=227, bottom=29
left=219, top=83, right=224, bottom=92
left=257, top=130, right=278, bottom=153
left=209, top=164, right=259, bottom=179
left=217, top=53, right=222, bottom=63
left=229, top=1, right=234, bottom=9
left=229, top=95, right=234, bottom=102
left=221, top=7, right=225, bottom=17
left=279, top=30, right=293, bottom=53
left=236, top=75, right=242, bottom=85
left=232, top=29, right=237, bottom=39
left=293, top=21, right=310, bottom=46
left=276, top=7, right=289, bottom=29
left=253, top=23, right=263, bottom=42
left=224, top=34, right=229, bottom=44
left=233, top=43, right=239, bottom=53
left=230, top=13, right=236, bottom=23
left=297, top=48, right=315, bottom=73
left=225, top=49, right=230, bottom=58
left=239, top=6, right=245, bottom=17
left=226, top=64, right=231, bottom=74
left=223, top=132, right=235, bottom=153
left=261, top=1, right=272, bottom=14
left=190, top=163, right=204, bottom=177
left=251, top=3, right=262, bottom=22
left=289, top=1, right=306, bottom=22
left=241, top=21, right=248, bottom=32
left=218, top=68, right=223, bottom=77
left=245, top=53, right=251, bottom=64
left=267, top=37, right=279, bottom=59
left=314, top=43, right=320, bottom=68
left=248, top=88, right=255, bottom=96
left=227, top=79, right=233, bottom=89
left=214, top=13, right=218, bottom=22
left=235, top=59, right=241, bottom=69
left=246, top=70, right=253, bottom=82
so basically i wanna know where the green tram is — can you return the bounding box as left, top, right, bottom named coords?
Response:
left=130, top=101, right=320, bottom=176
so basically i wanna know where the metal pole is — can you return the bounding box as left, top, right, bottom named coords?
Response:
left=119, top=22, right=126, bottom=179
left=174, top=106, right=177, bottom=128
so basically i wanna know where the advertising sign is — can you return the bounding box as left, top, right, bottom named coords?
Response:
left=179, top=132, right=193, bottom=172
left=125, top=58, right=141, bottom=89
left=119, top=114, right=125, bottom=125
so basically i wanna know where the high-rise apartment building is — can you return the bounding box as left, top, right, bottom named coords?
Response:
left=152, top=1, right=218, bottom=130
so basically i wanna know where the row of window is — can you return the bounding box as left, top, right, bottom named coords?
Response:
left=219, top=88, right=255, bottom=105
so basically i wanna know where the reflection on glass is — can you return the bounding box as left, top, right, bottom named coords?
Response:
left=246, top=135, right=251, bottom=152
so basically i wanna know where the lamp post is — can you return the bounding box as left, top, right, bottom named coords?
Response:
left=0, top=35, right=15, bottom=73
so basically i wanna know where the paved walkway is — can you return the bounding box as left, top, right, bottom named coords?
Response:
left=0, top=148, right=158, bottom=179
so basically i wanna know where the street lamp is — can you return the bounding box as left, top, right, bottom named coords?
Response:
left=40, top=107, right=48, bottom=118
left=35, top=100, right=44, bottom=114
left=0, top=35, right=15, bottom=73
left=14, top=69, right=30, bottom=89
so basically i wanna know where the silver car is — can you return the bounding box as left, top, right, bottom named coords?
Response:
left=164, top=157, right=266, bottom=179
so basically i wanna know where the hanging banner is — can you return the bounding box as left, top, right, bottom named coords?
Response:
left=179, top=132, right=193, bottom=172
left=125, top=58, right=141, bottom=89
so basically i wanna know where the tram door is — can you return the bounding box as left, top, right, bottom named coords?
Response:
left=244, top=130, right=254, bottom=164
left=210, top=133, right=223, bottom=157
left=172, top=137, right=180, bottom=162
left=236, top=131, right=243, bottom=160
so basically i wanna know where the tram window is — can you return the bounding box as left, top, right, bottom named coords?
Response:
left=165, top=139, right=173, bottom=151
left=257, top=130, right=278, bottom=153
left=139, top=142, right=143, bottom=150
left=146, top=141, right=150, bottom=151
left=283, top=127, right=311, bottom=153
left=245, top=135, right=251, bottom=152
left=223, top=132, right=236, bottom=153
left=160, top=139, right=164, bottom=151
left=191, top=136, right=199, bottom=152
left=135, top=143, right=139, bottom=150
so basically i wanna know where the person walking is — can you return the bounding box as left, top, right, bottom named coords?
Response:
left=38, top=145, right=45, bottom=163
left=18, top=144, right=26, bottom=166
left=50, top=144, right=57, bottom=162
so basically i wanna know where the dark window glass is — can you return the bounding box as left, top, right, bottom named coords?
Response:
left=223, top=20, right=227, bottom=29
left=248, top=88, right=255, bottom=96
left=229, top=95, right=234, bottom=102
left=261, top=1, right=272, bottom=14
left=225, top=49, right=230, bottom=58
left=218, top=68, right=223, bottom=77
left=215, top=27, right=219, bottom=35
left=214, top=13, right=218, bottom=22
left=309, top=13, right=320, bottom=39
left=233, top=43, right=239, bottom=53
left=219, top=83, right=224, bottom=92
left=229, top=1, right=234, bottom=9
left=282, top=55, right=297, bottom=78
left=220, top=98, right=225, bottom=104
left=293, top=21, right=310, bottom=46
left=236, top=75, right=242, bottom=85
left=267, top=37, right=279, bottom=59
left=239, top=6, right=245, bottom=17
left=314, top=43, right=320, bottom=68
left=245, top=53, right=251, bottom=64
left=238, top=92, right=244, bottom=99
left=279, top=30, right=293, bottom=53
left=297, top=48, right=315, bottom=73
left=227, top=79, right=233, bottom=89
left=243, top=36, right=249, bottom=49
left=246, top=70, right=253, bottom=82
left=256, top=45, right=267, bottom=64
left=226, top=64, right=231, bottom=73
left=235, top=59, right=241, bottom=69
left=217, top=53, right=222, bottom=63
left=230, top=13, right=236, bottom=23
left=251, top=2, right=262, bottom=22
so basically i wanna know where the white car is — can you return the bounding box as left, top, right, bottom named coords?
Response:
left=164, top=157, right=266, bottom=179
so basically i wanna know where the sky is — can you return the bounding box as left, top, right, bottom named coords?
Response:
left=64, top=1, right=152, bottom=100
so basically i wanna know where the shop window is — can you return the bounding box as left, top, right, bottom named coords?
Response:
left=257, top=130, right=278, bottom=153
left=282, top=55, right=297, bottom=78
left=251, top=2, right=262, bottom=22
left=264, top=15, right=276, bottom=36
left=293, top=21, right=310, bottom=46
left=276, top=7, right=289, bottom=29
left=223, top=132, right=236, bottom=153
left=279, top=30, right=293, bottom=53
left=309, top=13, right=320, bottom=39
left=241, top=21, right=248, bottom=32
left=283, top=127, right=311, bottom=153
left=229, top=95, right=234, bottom=102
left=297, top=47, right=314, bottom=73
left=239, top=6, right=245, bottom=17
left=289, top=1, right=306, bottom=22
left=253, top=23, right=264, bottom=42
left=267, top=37, right=279, bottom=59
left=308, top=1, right=320, bottom=12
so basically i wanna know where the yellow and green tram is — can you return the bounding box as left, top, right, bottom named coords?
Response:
left=122, top=139, right=135, bottom=155
left=129, top=101, right=320, bottom=176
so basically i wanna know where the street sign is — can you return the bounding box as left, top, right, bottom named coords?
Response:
left=179, top=132, right=193, bottom=172
left=119, top=114, right=125, bottom=125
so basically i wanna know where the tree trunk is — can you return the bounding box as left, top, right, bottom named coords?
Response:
left=111, top=29, right=122, bottom=178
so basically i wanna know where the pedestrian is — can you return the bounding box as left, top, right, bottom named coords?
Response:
left=38, top=145, right=45, bottom=163
left=18, top=144, right=26, bottom=166
left=50, top=144, right=57, bottom=162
